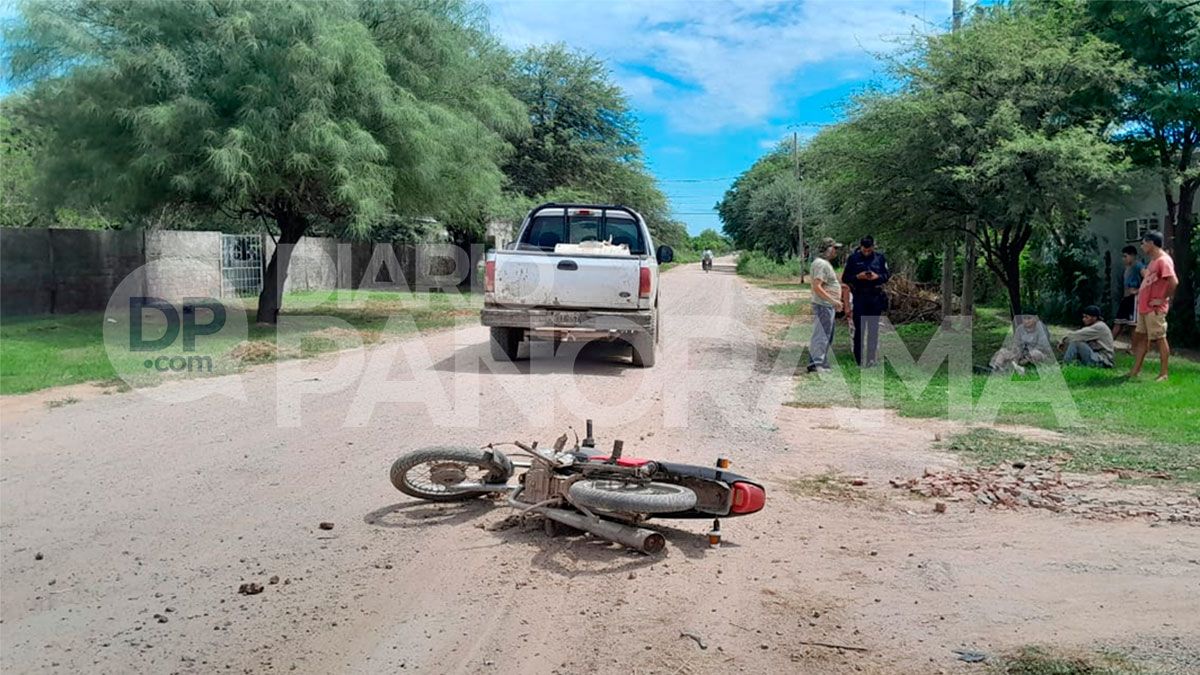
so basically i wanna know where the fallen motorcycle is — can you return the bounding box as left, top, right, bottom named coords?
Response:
left=389, top=420, right=766, bottom=553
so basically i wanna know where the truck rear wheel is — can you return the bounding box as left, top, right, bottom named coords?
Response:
left=630, top=329, right=656, bottom=368
left=489, top=327, right=523, bottom=362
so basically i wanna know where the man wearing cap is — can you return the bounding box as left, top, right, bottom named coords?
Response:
left=1058, top=305, right=1114, bottom=368
left=1129, top=230, right=1177, bottom=381
left=841, top=235, right=891, bottom=366
left=807, top=237, right=844, bottom=373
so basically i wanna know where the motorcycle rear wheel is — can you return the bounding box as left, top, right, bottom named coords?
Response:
left=390, top=446, right=513, bottom=502
left=568, top=479, right=697, bottom=514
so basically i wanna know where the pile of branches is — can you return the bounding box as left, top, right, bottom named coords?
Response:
left=884, top=275, right=942, bottom=324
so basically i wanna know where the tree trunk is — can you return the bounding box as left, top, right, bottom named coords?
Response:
left=1170, top=181, right=1197, bottom=345
left=449, top=227, right=479, bottom=291
left=962, top=220, right=977, bottom=316
left=255, top=213, right=308, bottom=325
left=1003, top=254, right=1022, bottom=318
left=1163, top=182, right=1178, bottom=251
left=940, top=238, right=954, bottom=316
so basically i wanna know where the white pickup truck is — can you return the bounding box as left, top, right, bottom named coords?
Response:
left=482, top=203, right=674, bottom=367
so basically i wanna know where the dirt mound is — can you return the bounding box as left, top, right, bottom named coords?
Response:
left=226, top=340, right=288, bottom=364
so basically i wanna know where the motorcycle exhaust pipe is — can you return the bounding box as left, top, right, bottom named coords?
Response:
left=538, top=506, right=665, bottom=554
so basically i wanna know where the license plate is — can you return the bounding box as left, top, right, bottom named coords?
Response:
left=552, top=312, right=585, bottom=326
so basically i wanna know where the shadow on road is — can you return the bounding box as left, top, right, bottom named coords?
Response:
left=431, top=339, right=636, bottom=377
left=364, top=498, right=736, bottom=571
left=694, top=263, right=737, bottom=275
left=364, top=499, right=496, bottom=529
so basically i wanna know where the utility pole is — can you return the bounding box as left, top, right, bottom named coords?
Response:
left=793, top=130, right=805, bottom=282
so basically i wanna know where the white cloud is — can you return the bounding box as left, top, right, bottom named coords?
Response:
left=487, top=0, right=949, bottom=134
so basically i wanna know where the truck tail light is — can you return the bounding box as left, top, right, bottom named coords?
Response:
left=730, top=482, right=766, bottom=514
left=485, top=260, right=495, bottom=293
left=639, top=267, right=651, bottom=298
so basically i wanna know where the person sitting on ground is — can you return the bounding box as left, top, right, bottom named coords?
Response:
left=1111, top=245, right=1143, bottom=344
left=1058, top=305, right=1114, bottom=368
left=988, top=314, right=1053, bottom=375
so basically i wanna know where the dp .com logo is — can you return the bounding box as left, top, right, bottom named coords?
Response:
left=103, top=259, right=249, bottom=400
left=129, top=297, right=224, bottom=372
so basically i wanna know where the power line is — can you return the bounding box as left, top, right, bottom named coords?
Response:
left=657, top=176, right=739, bottom=183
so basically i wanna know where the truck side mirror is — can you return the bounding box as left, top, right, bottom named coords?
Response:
left=656, top=245, right=674, bottom=264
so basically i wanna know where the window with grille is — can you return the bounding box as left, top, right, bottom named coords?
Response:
left=1124, top=217, right=1159, bottom=242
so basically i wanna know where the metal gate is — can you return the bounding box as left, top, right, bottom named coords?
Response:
left=221, top=234, right=263, bottom=298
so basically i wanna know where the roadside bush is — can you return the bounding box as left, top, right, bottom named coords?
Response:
left=736, top=250, right=800, bottom=278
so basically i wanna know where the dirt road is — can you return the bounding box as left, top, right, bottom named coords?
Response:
left=2, top=259, right=1198, bottom=674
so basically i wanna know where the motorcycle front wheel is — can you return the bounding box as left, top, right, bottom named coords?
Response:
left=390, top=446, right=513, bottom=502
left=568, top=479, right=697, bottom=514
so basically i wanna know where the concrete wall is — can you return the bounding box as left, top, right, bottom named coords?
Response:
left=1086, top=175, right=1164, bottom=268
left=144, top=230, right=223, bottom=303
left=53, top=229, right=145, bottom=312
left=0, top=228, right=55, bottom=316
left=0, top=228, right=144, bottom=315
left=1086, top=174, right=1164, bottom=313
left=263, top=236, right=340, bottom=293
left=347, top=242, right=425, bottom=290
left=0, top=227, right=472, bottom=318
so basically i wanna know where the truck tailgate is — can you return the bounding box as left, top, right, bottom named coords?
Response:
left=493, top=252, right=641, bottom=309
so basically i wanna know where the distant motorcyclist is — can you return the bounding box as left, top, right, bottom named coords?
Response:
left=702, top=248, right=714, bottom=272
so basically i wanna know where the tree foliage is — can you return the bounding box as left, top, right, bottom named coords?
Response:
left=725, top=3, right=1133, bottom=318
left=0, top=98, right=41, bottom=228
left=691, top=228, right=732, bottom=254
left=903, top=5, right=1131, bottom=316
left=1079, top=0, right=1200, bottom=343
left=805, top=92, right=954, bottom=261
left=500, top=44, right=685, bottom=248
left=716, top=148, right=791, bottom=252
left=503, top=44, right=638, bottom=198
left=4, top=0, right=523, bottom=321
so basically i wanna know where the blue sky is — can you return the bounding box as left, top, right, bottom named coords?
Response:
left=488, top=0, right=955, bottom=235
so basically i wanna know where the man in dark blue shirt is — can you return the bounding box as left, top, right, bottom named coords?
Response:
left=841, top=235, right=891, bottom=366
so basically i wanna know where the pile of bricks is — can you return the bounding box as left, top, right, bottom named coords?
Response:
left=890, top=463, right=1200, bottom=524
left=890, top=462, right=1071, bottom=511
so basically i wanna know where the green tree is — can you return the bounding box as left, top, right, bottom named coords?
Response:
left=501, top=44, right=683, bottom=248
left=746, top=173, right=803, bottom=261
left=691, top=228, right=732, bottom=254
left=503, top=44, right=639, bottom=198
left=806, top=92, right=952, bottom=261
left=806, top=5, right=1130, bottom=317
left=359, top=0, right=527, bottom=264
left=1082, top=0, right=1200, bottom=344
left=0, top=99, right=41, bottom=227
left=717, top=143, right=830, bottom=262
left=4, top=0, right=520, bottom=323
left=716, top=148, right=791, bottom=252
